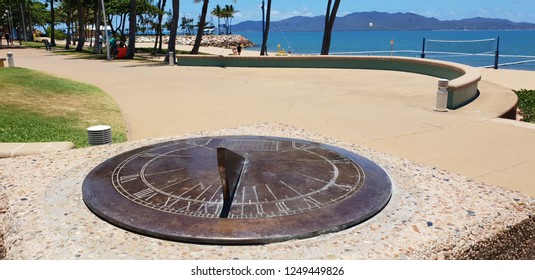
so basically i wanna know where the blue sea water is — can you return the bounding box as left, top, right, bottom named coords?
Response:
left=240, top=30, right=535, bottom=70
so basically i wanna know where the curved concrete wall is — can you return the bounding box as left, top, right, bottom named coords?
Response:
left=176, top=55, right=482, bottom=109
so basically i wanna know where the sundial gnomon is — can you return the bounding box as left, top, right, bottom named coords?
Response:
left=82, top=136, right=392, bottom=244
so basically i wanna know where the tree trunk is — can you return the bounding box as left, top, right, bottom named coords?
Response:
left=75, top=0, right=85, bottom=51
left=127, top=0, right=137, bottom=59
left=152, top=0, right=163, bottom=54
left=93, top=2, right=102, bottom=54
left=165, top=0, right=180, bottom=63
left=158, top=0, right=167, bottom=53
left=65, top=9, right=71, bottom=49
left=321, top=0, right=341, bottom=55
left=260, top=0, right=271, bottom=56
left=191, top=0, right=209, bottom=55
left=50, top=0, right=56, bottom=46
left=27, top=1, right=34, bottom=42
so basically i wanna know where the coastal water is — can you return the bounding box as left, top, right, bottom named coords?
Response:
left=240, top=30, right=535, bottom=70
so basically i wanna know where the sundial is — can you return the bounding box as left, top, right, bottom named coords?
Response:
left=82, top=136, right=392, bottom=245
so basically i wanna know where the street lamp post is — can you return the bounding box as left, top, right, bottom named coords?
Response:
left=19, top=2, right=27, bottom=41
left=261, top=0, right=266, bottom=55
left=100, top=0, right=111, bottom=60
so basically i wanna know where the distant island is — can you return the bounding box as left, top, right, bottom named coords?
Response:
left=233, top=11, right=535, bottom=32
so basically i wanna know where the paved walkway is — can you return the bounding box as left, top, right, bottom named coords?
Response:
left=2, top=48, right=534, bottom=196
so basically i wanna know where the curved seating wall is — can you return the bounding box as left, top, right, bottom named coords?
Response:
left=176, top=55, right=482, bottom=110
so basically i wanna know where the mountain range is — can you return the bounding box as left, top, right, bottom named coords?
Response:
left=233, top=11, right=535, bottom=32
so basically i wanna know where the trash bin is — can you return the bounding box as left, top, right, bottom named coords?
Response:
left=117, top=47, right=127, bottom=59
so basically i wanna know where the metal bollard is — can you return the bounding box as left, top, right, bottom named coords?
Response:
left=169, top=51, right=174, bottom=66
left=434, top=79, right=449, bottom=112
left=7, top=52, right=15, bottom=67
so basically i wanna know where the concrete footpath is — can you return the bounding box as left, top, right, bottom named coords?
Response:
left=1, top=48, right=534, bottom=196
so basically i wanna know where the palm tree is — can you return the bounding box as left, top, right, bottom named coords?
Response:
left=190, top=0, right=209, bottom=54
left=321, top=0, right=341, bottom=55
left=222, top=5, right=237, bottom=34
left=127, top=0, right=136, bottom=58
left=260, top=0, right=271, bottom=56
left=191, top=0, right=235, bottom=54
left=211, top=5, right=223, bottom=35
left=153, top=0, right=168, bottom=55
left=166, top=0, right=180, bottom=63
left=75, top=0, right=85, bottom=51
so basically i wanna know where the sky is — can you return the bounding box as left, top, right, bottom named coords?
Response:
left=172, top=0, right=535, bottom=24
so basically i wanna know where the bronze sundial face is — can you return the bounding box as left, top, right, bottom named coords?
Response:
left=82, top=136, right=392, bottom=245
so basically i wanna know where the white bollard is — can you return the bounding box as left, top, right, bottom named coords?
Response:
left=169, top=51, right=175, bottom=66
left=7, top=52, right=15, bottom=67
left=434, top=79, right=449, bottom=112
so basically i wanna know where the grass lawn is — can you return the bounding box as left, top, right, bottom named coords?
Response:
left=0, top=67, right=127, bottom=147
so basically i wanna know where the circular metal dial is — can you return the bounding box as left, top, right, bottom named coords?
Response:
left=82, top=136, right=392, bottom=244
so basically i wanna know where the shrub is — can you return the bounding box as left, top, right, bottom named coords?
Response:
left=514, top=89, right=535, bottom=123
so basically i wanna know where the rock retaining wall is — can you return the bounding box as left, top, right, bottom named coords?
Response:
left=136, top=35, right=255, bottom=49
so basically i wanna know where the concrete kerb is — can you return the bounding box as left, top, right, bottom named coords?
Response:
left=0, top=142, right=75, bottom=158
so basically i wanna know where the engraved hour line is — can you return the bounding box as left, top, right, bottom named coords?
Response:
left=279, top=180, right=303, bottom=196
left=179, top=182, right=205, bottom=198
left=295, top=172, right=352, bottom=190
left=252, top=186, right=264, bottom=215
left=143, top=168, right=186, bottom=177
left=265, top=184, right=278, bottom=200
left=303, top=197, right=321, bottom=208
left=208, top=185, right=222, bottom=203
left=241, top=186, right=246, bottom=218
left=140, top=153, right=193, bottom=158
left=194, top=184, right=213, bottom=200
left=119, top=174, right=140, bottom=183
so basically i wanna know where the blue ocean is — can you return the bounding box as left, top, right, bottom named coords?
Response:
left=240, top=30, right=535, bottom=70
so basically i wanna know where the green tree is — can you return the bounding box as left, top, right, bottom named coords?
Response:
left=180, top=16, right=194, bottom=35
left=222, top=4, right=236, bottom=34
left=211, top=4, right=222, bottom=34
left=152, top=0, right=168, bottom=55
left=321, top=0, right=341, bottom=55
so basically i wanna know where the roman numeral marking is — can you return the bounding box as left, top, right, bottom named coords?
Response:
left=256, top=204, right=264, bottom=215
left=177, top=201, right=191, bottom=212
left=133, top=188, right=157, bottom=200
left=164, top=197, right=180, bottom=207
left=198, top=203, right=210, bottom=214
left=276, top=202, right=290, bottom=213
